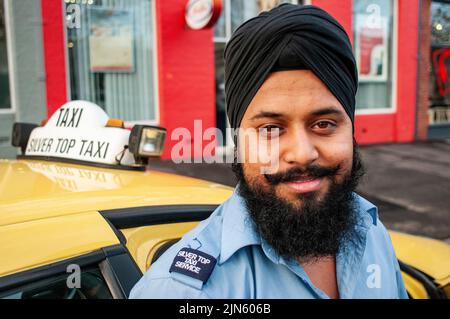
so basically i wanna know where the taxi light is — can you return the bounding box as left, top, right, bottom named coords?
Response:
left=106, top=118, right=124, bottom=128
left=128, top=125, right=166, bottom=163
left=12, top=122, right=39, bottom=154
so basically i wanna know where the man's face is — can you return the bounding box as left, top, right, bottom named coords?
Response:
left=234, top=70, right=363, bottom=261
left=238, top=70, right=354, bottom=208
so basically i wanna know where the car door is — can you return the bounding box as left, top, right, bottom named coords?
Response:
left=99, top=204, right=218, bottom=274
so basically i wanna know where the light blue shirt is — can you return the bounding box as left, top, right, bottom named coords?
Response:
left=130, top=187, right=408, bottom=299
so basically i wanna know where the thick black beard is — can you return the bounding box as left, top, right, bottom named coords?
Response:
left=232, top=143, right=365, bottom=263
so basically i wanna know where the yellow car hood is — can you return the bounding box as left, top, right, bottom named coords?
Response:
left=390, top=231, right=450, bottom=286
left=0, top=159, right=233, bottom=227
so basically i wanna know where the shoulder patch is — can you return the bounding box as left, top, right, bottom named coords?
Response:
left=169, top=247, right=217, bottom=283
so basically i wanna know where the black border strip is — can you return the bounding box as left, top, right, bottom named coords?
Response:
left=101, top=248, right=143, bottom=298
left=103, top=217, right=128, bottom=245
left=398, top=260, right=447, bottom=299
left=100, top=204, right=219, bottom=229
left=16, top=155, right=145, bottom=171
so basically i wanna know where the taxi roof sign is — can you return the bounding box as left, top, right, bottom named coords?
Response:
left=24, top=101, right=135, bottom=166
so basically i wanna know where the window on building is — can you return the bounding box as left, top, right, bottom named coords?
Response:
left=353, top=0, right=395, bottom=110
left=429, top=0, right=450, bottom=125
left=214, top=0, right=304, bottom=146
left=0, top=0, right=11, bottom=111
left=64, top=0, right=156, bottom=122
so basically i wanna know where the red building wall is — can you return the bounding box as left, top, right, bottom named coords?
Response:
left=41, top=0, right=68, bottom=117
left=155, top=0, right=216, bottom=160
left=395, top=0, right=419, bottom=142
left=312, top=0, right=353, bottom=42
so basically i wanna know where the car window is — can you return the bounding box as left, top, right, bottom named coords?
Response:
left=1, top=267, right=112, bottom=299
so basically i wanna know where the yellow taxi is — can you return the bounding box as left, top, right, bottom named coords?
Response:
left=0, top=101, right=448, bottom=299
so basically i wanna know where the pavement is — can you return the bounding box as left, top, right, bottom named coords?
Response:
left=149, top=140, right=450, bottom=242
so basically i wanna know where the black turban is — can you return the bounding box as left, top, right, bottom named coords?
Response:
left=224, top=4, right=358, bottom=131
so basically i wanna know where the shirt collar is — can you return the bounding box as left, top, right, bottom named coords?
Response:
left=219, top=186, right=261, bottom=264
left=352, top=192, right=378, bottom=226
left=219, top=185, right=378, bottom=264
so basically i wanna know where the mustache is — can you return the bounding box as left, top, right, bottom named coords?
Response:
left=264, top=164, right=341, bottom=185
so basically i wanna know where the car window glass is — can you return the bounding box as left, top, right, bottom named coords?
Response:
left=1, top=267, right=112, bottom=299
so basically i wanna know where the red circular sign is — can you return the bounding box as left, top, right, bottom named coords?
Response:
left=185, top=0, right=223, bottom=30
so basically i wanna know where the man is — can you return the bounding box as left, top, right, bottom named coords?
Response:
left=130, top=4, right=408, bottom=299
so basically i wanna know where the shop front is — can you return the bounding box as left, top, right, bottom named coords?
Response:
left=0, top=0, right=47, bottom=158
left=29, top=0, right=423, bottom=159
left=429, top=0, right=450, bottom=138
left=0, top=0, right=12, bottom=157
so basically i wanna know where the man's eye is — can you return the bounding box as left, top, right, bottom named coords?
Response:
left=259, top=125, right=281, bottom=137
left=313, top=121, right=336, bottom=130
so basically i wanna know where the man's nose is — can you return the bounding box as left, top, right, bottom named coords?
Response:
left=281, top=129, right=319, bottom=166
